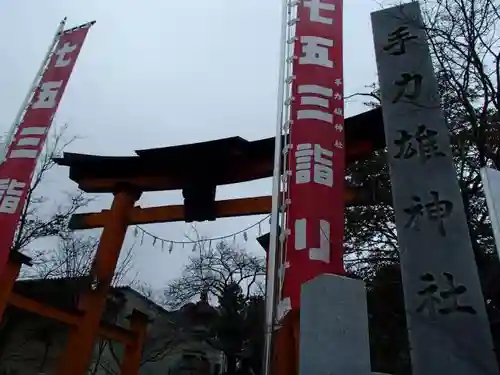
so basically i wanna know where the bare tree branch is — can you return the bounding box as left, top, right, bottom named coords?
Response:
left=12, top=124, right=92, bottom=253
left=164, top=238, right=265, bottom=310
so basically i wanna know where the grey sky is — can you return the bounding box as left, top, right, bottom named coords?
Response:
left=0, top=0, right=382, bottom=291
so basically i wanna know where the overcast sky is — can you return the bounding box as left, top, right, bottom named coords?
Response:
left=0, top=0, right=385, bottom=294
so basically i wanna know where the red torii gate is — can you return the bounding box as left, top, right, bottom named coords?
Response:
left=0, top=107, right=385, bottom=375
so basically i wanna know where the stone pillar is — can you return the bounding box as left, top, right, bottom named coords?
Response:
left=299, top=274, right=371, bottom=375
left=371, top=3, right=499, bottom=374
left=481, top=167, right=500, bottom=258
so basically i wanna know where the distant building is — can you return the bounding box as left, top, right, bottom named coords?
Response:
left=0, top=277, right=224, bottom=375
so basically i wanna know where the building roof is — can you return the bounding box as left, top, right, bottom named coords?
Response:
left=13, top=277, right=168, bottom=316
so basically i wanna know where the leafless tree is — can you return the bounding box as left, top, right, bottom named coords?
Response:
left=86, top=300, right=185, bottom=375
left=343, top=0, right=500, bottom=277
left=164, top=233, right=266, bottom=309
left=5, top=123, right=135, bottom=285
left=0, top=124, right=141, bottom=374
left=11, top=124, right=92, bottom=254
left=162, top=227, right=267, bottom=375
left=23, top=234, right=137, bottom=287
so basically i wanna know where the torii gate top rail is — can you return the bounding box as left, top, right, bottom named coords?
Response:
left=54, top=107, right=385, bottom=194
left=54, top=107, right=387, bottom=229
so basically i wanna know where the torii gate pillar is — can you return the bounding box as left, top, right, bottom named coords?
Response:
left=56, top=187, right=141, bottom=375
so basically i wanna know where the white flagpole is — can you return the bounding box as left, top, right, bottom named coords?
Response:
left=262, top=0, right=290, bottom=374
left=0, top=17, right=67, bottom=164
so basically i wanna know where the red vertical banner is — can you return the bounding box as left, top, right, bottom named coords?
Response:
left=282, top=0, right=344, bottom=311
left=0, top=22, right=95, bottom=275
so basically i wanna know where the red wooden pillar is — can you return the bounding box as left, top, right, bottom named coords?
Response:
left=56, top=188, right=141, bottom=375
left=273, top=310, right=300, bottom=375
left=257, top=232, right=299, bottom=375
left=120, top=309, right=150, bottom=375
left=0, top=251, right=31, bottom=321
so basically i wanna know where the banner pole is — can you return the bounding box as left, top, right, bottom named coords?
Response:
left=0, top=17, right=67, bottom=164
left=262, top=0, right=290, bottom=374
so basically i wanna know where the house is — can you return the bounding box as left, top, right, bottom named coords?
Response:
left=0, top=277, right=224, bottom=375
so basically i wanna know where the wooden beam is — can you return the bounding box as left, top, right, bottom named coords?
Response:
left=70, top=195, right=273, bottom=230
left=100, top=322, right=136, bottom=346
left=10, top=292, right=80, bottom=325
left=70, top=187, right=382, bottom=230
left=8, top=293, right=135, bottom=346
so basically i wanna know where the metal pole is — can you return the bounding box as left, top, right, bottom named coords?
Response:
left=0, top=17, right=67, bottom=164
left=262, top=0, right=289, bottom=373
